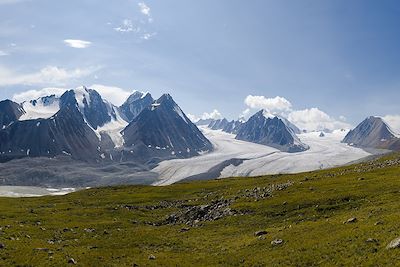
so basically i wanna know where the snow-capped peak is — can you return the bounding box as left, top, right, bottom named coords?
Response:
left=19, top=95, right=60, bottom=121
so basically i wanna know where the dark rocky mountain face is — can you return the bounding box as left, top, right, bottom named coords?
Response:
left=342, top=116, right=399, bottom=150
left=0, top=100, right=24, bottom=128
left=122, top=94, right=213, bottom=161
left=235, top=110, right=309, bottom=153
left=208, top=118, right=229, bottom=130
left=223, top=120, right=244, bottom=134
left=195, top=118, right=215, bottom=126
left=119, top=91, right=154, bottom=122
left=0, top=91, right=101, bottom=162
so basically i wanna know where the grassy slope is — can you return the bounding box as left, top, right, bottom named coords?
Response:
left=0, top=154, right=400, bottom=266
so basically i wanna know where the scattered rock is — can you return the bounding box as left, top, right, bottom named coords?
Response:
left=0, top=243, right=5, bottom=249
left=374, top=221, right=383, bottom=226
left=84, top=228, right=95, bottom=233
left=344, top=217, right=357, bottom=224
left=366, top=238, right=379, bottom=243
left=68, top=258, right=77, bottom=265
left=254, top=230, right=268, bottom=237
left=387, top=237, right=400, bottom=249
left=271, top=239, right=284, bottom=246
left=179, top=227, right=190, bottom=232
left=165, top=199, right=238, bottom=226
left=148, top=254, right=156, bottom=260
left=358, top=177, right=365, bottom=181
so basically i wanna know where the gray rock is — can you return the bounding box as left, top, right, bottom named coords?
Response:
left=344, top=217, right=357, bottom=224
left=148, top=254, right=156, bottom=260
left=271, top=239, right=283, bottom=246
left=0, top=243, right=5, bottom=249
left=254, top=230, right=268, bottom=237
left=68, top=258, right=77, bottom=264
left=387, top=237, right=400, bottom=249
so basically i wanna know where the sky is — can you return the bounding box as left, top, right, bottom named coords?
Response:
left=0, top=0, right=399, bottom=132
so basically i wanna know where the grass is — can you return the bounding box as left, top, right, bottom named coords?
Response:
left=0, top=153, right=400, bottom=266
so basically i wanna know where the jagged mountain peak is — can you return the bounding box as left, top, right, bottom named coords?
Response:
left=342, top=116, right=397, bottom=149
left=236, top=110, right=309, bottom=153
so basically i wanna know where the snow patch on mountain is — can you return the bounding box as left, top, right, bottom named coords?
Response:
left=96, top=108, right=128, bottom=148
left=19, top=96, right=60, bottom=121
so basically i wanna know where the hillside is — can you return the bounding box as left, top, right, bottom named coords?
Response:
left=0, top=153, right=400, bottom=266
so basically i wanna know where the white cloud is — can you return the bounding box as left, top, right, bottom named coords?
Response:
left=138, top=2, right=150, bottom=16
left=89, top=84, right=133, bottom=106
left=244, top=95, right=292, bottom=113
left=0, top=50, right=8, bottom=56
left=12, top=87, right=67, bottom=103
left=63, top=39, right=92, bottom=49
left=141, top=32, right=156, bottom=40
left=0, top=65, right=100, bottom=86
left=288, top=108, right=351, bottom=132
left=114, top=19, right=139, bottom=33
left=239, top=108, right=251, bottom=119
left=187, top=109, right=223, bottom=122
left=201, top=109, right=222, bottom=120
left=382, top=115, right=400, bottom=134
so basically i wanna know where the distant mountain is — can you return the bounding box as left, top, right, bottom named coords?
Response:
left=0, top=91, right=101, bottom=162
left=235, top=110, right=309, bottom=153
left=119, top=91, right=154, bottom=122
left=342, top=116, right=399, bottom=150
left=0, top=88, right=214, bottom=164
left=122, top=94, right=213, bottom=162
left=208, top=118, right=230, bottom=130
left=0, top=100, right=24, bottom=128
left=206, top=118, right=244, bottom=134
left=195, top=118, right=215, bottom=126
left=222, top=120, right=244, bottom=134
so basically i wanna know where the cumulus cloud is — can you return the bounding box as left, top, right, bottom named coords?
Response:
left=382, top=115, right=400, bottom=134
left=187, top=109, right=223, bottom=122
left=288, top=108, right=351, bottom=132
left=63, top=39, right=92, bottom=49
left=244, top=95, right=292, bottom=113
left=0, top=65, right=100, bottom=86
left=12, top=87, right=67, bottom=103
left=89, top=84, right=133, bottom=106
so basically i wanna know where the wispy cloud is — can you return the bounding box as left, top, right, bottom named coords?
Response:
left=141, top=32, right=156, bottom=40
left=0, top=65, right=100, bottom=86
left=138, top=2, right=153, bottom=23
left=0, top=50, right=8, bottom=56
left=114, top=19, right=139, bottom=33
left=63, top=39, right=92, bottom=49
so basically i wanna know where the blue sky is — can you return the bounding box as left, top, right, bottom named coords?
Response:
left=0, top=0, right=399, bottom=131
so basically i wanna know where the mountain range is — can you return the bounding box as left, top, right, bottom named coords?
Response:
left=0, top=87, right=212, bottom=164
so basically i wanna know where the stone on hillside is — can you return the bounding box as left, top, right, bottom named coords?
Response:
left=68, top=258, right=77, bottom=264
left=254, top=230, right=268, bottom=237
left=387, top=237, right=400, bottom=249
left=344, top=217, right=357, bottom=224
left=271, top=239, right=284, bottom=246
